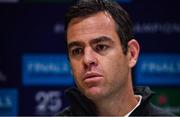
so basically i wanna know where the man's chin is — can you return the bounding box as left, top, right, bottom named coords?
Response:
left=84, top=87, right=104, bottom=100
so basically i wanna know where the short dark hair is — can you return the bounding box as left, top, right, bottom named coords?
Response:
left=65, top=0, right=134, bottom=54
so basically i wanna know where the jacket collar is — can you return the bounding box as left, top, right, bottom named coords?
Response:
left=65, top=86, right=154, bottom=116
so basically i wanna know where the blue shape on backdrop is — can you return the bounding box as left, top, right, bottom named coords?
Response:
left=135, top=54, right=180, bottom=86
left=22, top=54, right=74, bottom=86
left=0, top=89, right=18, bottom=116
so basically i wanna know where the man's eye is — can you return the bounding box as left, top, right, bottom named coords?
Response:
left=96, top=45, right=108, bottom=52
left=71, top=48, right=83, bottom=56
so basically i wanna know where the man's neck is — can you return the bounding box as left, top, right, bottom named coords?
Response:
left=94, top=85, right=138, bottom=116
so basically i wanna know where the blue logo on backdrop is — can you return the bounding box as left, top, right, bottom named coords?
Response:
left=135, top=54, right=180, bottom=86
left=22, top=54, right=74, bottom=86
left=0, top=89, right=18, bottom=116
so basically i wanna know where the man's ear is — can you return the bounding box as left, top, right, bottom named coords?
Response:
left=127, top=39, right=140, bottom=68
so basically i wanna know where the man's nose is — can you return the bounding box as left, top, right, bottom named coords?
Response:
left=83, top=47, right=98, bottom=70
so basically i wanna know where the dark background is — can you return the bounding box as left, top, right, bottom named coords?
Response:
left=0, top=0, right=180, bottom=116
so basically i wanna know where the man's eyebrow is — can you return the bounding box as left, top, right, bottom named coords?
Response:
left=68, top=36, right=113, bottom=49
left=90, top=36, right=114, bottom=44
left=68, top=41, right=83, bottom=49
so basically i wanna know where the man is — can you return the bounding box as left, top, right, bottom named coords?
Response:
left=58, top=0, right=174, bottom=116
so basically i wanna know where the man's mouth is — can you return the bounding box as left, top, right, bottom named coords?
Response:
left=83, top=72, right=103, bottom=81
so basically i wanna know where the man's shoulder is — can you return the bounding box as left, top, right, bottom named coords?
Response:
left=133, top=86, right=175, bottom=116
left=55, top=107, right=72, bottom=116
left=149, top=103, right=175, bottom=116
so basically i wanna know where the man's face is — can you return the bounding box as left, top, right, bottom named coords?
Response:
left=67, top=12, right=131, bottom=101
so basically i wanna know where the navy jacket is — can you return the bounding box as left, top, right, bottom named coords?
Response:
left=58, top=87, right=175, bottom=116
